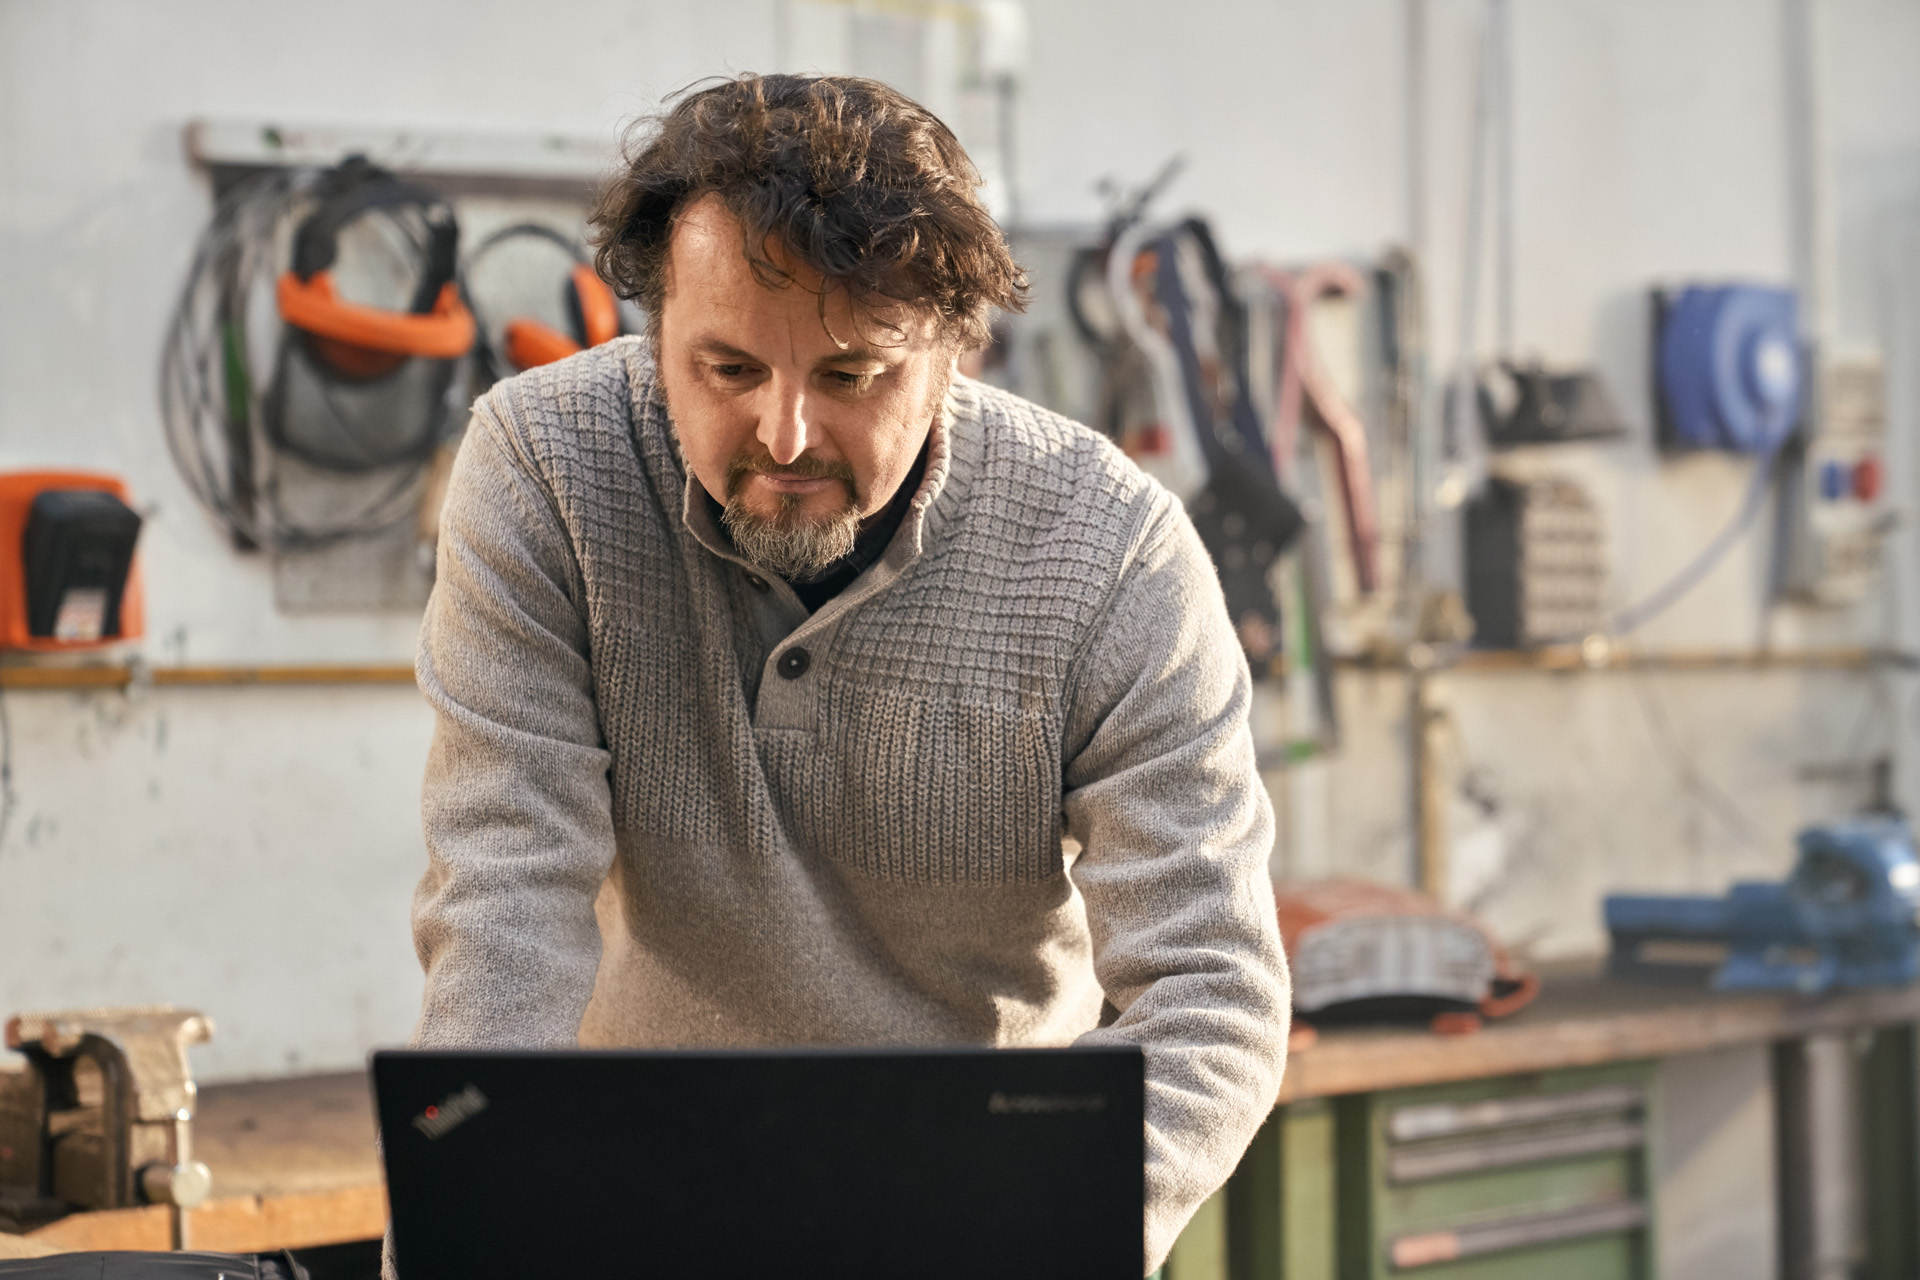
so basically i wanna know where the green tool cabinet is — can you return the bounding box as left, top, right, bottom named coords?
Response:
left=1165, top=1062, right=1656, bottom=1280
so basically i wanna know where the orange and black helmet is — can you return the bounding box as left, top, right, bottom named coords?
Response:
left=275, top=157, right=475, bottom=381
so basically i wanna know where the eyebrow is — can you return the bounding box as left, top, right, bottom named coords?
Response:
left=690, top=338, right=754, bottom=360
left=689, top=337, right=890, bottom=368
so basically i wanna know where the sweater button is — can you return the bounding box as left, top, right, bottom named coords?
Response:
left=744, top=572, right=770, bottom=593
left=777, top=647, right=811, bottom=679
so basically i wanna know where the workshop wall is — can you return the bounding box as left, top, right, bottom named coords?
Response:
left=0, top=0, right=786, bottom=1080
left=1285, top=0, right=1920, bottom=959
left=1, top=0, right=1918, bottom=1077
left=0, top=686, right=429, bottom=1075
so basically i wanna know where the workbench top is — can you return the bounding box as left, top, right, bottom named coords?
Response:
left=1278, top=960, right=1920, bottom=1101
left=193, top=1071, right=384, bottom=1200
left=12, top=962, right=1920, bottom=1255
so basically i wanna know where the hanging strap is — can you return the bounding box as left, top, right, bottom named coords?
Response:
left=1263, top=263, right=1383, bottom=594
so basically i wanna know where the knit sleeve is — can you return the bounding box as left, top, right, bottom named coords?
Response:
left=409, top=397, right=617, bottom=1050
left=1061, top=490, right=1291, bottom=1274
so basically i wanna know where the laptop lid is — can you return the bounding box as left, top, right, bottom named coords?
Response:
left=373, top=1045, right=1145, bottom=1280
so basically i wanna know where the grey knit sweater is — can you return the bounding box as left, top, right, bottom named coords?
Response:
left=410, top=337, right=1290, bottom=1271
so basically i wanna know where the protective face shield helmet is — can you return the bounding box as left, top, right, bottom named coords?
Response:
left=268, top=157, right=475, bottom=472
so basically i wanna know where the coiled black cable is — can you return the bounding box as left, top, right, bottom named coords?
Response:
left=158, top=168, right=444, bottom=551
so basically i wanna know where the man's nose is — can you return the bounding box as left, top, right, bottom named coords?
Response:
left=757, top=377, right=809, bottom=465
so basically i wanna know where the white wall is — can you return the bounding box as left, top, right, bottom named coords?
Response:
left=1009, top=0, right=1920, bottom=956
left=0, top=685, right=430, bottom=1075
left=1827, top=0, right=1920, bottom=348
left=1019, top=0, right=1408, bottom=260
left=1, top=0, right=1918, bottom=1075
left=1445, top=0, right=1920, bottom=956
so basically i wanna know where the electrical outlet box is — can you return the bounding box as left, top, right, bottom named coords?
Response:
left=0, top=471, right=145, bottom=651
left=1780, top=356, right=1888, bottom=606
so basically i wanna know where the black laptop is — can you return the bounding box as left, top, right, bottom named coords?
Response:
left=373, top=1045, right=1145, bottom=1279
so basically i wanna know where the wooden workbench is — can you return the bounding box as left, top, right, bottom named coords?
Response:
left=1279, top=960, right=1920, bottom=1101
left=9, top=963, right=1920, bottom=1259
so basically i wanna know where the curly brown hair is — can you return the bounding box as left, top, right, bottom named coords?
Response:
left=590, top=73, right=1026, bottom=351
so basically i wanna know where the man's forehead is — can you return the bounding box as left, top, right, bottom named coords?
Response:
left=671, top=197, right=769, bottom=272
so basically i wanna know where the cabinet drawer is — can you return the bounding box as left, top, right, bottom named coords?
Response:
left=1347, top=1062, right=1656, bottom=1280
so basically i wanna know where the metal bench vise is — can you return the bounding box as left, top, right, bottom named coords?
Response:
left=1606, top=816, right=1920, bottom=993
left=0, top=1006, right=214, bottom=1239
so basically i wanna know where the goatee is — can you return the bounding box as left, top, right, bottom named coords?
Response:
left=719, top=453, right=862, bottom=583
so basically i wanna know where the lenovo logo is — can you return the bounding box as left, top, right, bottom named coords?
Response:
left=988, top=1091, right=1108, bottom=1115
left=412, top=1083, right=489, bottom=1139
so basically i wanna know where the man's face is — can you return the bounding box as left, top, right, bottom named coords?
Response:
left=656, top=194, right=951, bottom=579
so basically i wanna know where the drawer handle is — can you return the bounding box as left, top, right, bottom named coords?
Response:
left=1388, top=1118, right=1645, bottom=1183
left=1389, top=1083, right=1645, bottom=1142
left=1389, top=1198, right=1650, bottom=1270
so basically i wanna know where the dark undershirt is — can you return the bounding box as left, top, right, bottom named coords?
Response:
left=785, top=440, right=930, bottom=612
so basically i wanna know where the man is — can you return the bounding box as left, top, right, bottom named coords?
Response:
left=410, top=73, right=1288, bottom=1273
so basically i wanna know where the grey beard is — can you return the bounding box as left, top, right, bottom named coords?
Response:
left=721, top=496, right=861, bottom=582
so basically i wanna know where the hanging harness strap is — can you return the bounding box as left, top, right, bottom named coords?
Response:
left=1264, top=264, right=1382, bottom=594
left=1149, top=227, right=1304, bottom=661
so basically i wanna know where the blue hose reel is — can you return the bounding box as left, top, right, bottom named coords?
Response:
left=1657, top=285, right=1803, bottom=453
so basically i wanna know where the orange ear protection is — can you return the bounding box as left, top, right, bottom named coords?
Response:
left=464, top=224, right=622, bottom=376
left=276, top=157, right=475, bottom=381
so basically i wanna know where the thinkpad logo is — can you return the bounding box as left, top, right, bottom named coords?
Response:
left=988, top=1091, right=1108, bottom=1115
left=412, top=1083, right=489, bottom=1139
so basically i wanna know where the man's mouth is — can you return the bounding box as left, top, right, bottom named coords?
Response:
left=726, top=455, right=858, bottom=505
left=743, top=470, right=841, bottom=496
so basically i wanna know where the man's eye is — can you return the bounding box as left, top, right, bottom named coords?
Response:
left=713, top=363, right=749, bottom=378
left=829, top=371, right=875, bottom=389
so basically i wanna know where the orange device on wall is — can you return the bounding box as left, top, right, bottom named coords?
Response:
left=464, top=224, right=623, bottom=375
left=503, top=261, right=621, bottom=369
left=267, top=158, right=475, bottom=475
left=0, top=472, right=145, bottom=652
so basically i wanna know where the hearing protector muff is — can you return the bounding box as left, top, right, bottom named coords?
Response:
left=268, top=157, right=475, bottom=471
left=462, top=224, right=623, bottom=381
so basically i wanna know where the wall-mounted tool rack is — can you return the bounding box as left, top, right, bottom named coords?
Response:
left=186, top=119, right=613, bottom=198
left=174, top=118, right=619, bottom=612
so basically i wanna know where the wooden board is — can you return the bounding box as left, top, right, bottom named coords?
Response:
left=1280, top=961, right=1920, bottom=1102
left=190, top=1070, right=383, bottom=1198
left=188, top=1184, right=388, bottom=1252
left=21, top=1186, right=389, bottom=1253
left=0, top=1234, right=60, bottom=1260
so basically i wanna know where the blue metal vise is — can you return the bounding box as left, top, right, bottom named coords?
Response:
left=1605, top=817, right=1920, bottom=992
